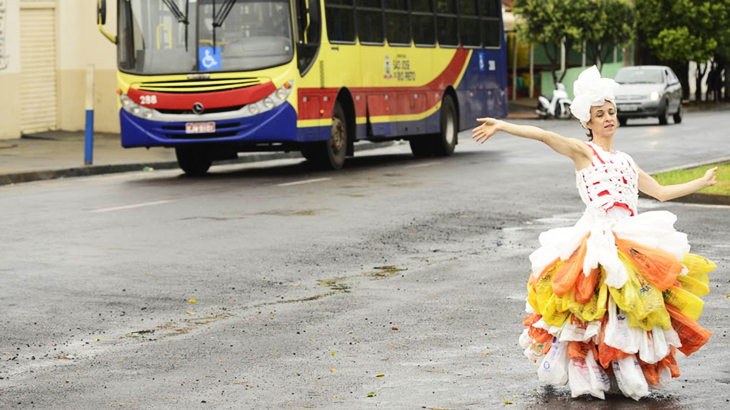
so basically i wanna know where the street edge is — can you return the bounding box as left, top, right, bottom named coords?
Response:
left=0, top=141, right=395, bottom=187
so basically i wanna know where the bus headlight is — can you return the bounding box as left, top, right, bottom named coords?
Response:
left=242, top=81, right=293, bottom=117
left=120, top=93, right=157, bottom=120
left=263, top=97, right=275, bottom=109
left=276, top=88, right=288, bottom=101
left=248, top=104, right=260, bottom=115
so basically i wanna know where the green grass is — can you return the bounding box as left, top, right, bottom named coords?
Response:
left=653, top=162, right=730, bottom=196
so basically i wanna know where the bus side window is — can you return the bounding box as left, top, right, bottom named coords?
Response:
left=411, top=0, right=436, bottom=46
left=479, top=0, right=501, bottom=48
left=325, top=0, right=356, bottom=44
left=296, top=0, right=322, bottom=75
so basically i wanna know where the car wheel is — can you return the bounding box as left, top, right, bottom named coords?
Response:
left=176, top=146, right=212, bottom=176
left=658, top=101, right=668, bottom=125
left=673, top=103, right=683, bottom=124
left=302, top=102, right=348, bottom=170
left=618, top=117, right=627, bottom=126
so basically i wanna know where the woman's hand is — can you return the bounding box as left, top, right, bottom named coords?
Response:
left=471, top=118, right=502, bottom=144
left=702, top=166, right=718, bottom=188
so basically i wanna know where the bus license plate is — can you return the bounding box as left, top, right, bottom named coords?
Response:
left=185, top=122, right=215, bottom=134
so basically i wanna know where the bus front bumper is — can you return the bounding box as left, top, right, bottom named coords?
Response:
left=120, top=102, right=319, bottom=148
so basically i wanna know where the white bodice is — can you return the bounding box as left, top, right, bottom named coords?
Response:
left=576, top=142, right=639, bottom=217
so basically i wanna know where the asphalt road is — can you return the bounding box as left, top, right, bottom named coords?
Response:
left=1, top=112, right=730, bottom=409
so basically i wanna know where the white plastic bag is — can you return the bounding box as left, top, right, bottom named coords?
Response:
left=538, top=338, right=569, bottom=385
left=568, top=358, right=593, bottom=398
left=584, top=320, right=602, bottom=344
left=604, top=297, right=641, bottom=354
left=586, top=350, right=610, bottom=396
left=639, top=325, right=673, bottom=364
left=612, top=355, right=649, bottom=401
left=519, top=328, right=531, bottom=350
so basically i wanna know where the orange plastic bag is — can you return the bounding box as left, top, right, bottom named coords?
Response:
left=660, top=346, right=680, bottom=378
left=575, top=267, right=601, bottom=304
left=638, top=359, right=661, bottom=386
left=597, top=317, right=630, bottom=369
left=615, top=237, right=683, bottom=291
left=552, top=235, right=589, bottom=297
left=666, top=304, right=712, bottom=356
left=529, top=257, right=560, bottom=290
left=568, top=341, right=591, bottom=360
left=529, top=326, right=552, bottom=345
left=523, top=313, right=541, bottom=327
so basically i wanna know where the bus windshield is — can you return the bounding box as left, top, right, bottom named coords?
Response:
left=119, top=0, right=294, bottom=75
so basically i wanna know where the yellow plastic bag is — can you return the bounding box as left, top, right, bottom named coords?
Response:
left=609, top=253, right=670, bottom=331
left=680, top=254, right=715, bottom=297
left=677, top=275, right=710, bottom=297
left=528, top=262, right=561, bottom=316
left=663, top=285, right=704, bottom=321
left=556, top=267, right=608, bottom=323
left=542, top=294, right=571, bottom=327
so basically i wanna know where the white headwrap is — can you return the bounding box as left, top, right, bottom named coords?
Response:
left=569, top=66, right=620, bottom=126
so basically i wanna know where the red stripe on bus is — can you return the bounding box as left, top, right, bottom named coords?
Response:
left=297, top=48, right=470, bottom=121
left=127, top=82, right=276, bottom=110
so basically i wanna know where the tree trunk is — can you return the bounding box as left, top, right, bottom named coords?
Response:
left=725, top=65, right=730, bottom=102
left=670, top=61, right=691, bottom=101
left=695, top=62, right=708, bottom=102
left=544, top=43, right=560, bottom=89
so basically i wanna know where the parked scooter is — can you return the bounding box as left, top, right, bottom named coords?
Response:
left=536, top=83, right=572, bottom=120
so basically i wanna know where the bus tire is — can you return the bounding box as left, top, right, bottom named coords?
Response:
left=175, top=146, right=212, bottom=176
left=433, top=94, right=458, bottom=157
left=409, top=137, right=434, bottom=157
left=302, top=102, right=348, bottom=170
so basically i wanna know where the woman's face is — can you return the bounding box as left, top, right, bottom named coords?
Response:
left=587, top=101, right=617, bottom=139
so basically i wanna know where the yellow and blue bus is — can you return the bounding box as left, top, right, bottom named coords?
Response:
left=98, top=0, right=507, bottom=175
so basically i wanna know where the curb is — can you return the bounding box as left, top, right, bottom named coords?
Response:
left=0, top=141, right=396, bottom=187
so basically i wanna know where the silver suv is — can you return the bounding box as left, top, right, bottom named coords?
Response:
left=613, top=66, right=683, bottom=125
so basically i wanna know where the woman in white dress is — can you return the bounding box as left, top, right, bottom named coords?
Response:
left=471, top=66, right=718, bottom=400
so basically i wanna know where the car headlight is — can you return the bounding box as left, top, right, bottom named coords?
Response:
left=650, top=91, right=661, bottom=101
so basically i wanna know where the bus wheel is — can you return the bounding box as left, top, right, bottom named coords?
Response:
left=302, top=102, right=348, bottom=170
left=433, top=95, right=457, bottom=156
left=175, top=146, right=212, bottom=176
left=409, top=137, right=434, bottom=157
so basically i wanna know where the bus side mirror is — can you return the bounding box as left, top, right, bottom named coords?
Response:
left=97, top=0, right=117, bottom=44
left=97, top=0, right=107, bottom=25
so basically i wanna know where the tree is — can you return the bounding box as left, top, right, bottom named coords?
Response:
left=635, top=0, right=730, bottom=101
left=579, top=0, right=636, bottom=72
left=513, top=0, right=583, bottom=86
left=514, top=0, right=636, bottom=86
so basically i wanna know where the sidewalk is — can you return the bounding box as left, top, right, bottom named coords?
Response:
left=0, top=131, right=391, bottom=186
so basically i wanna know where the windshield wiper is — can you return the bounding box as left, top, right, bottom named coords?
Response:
left=212, top=0, right=237, bottom=49
left=161, top=0, right=191, bottom=51
left=162, top=0, right=189, bottom=24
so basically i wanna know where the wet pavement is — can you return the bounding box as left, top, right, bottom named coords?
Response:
left=1, top=112, right=729, bottom=409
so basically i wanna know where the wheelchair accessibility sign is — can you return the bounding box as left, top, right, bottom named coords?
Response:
left=199, top=47, right=221, bottom=71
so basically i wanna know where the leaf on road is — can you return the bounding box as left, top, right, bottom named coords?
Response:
left=186, top=310, right=196, bottom=316
left=367, top=392, right=376, bottom=397
left=330, top=367, right=336, bottom=372
left=391, top=327, right=399, bottom=330
left=331, top=351, right=335, bottom=357
left=188, top=299, right=197, bottom=304
left=503, top=397, right=515, bottom=405
left=56, top=355, right=75, bottom=360
left=481, top=351, right=490, bottom=355
left=288, top=282, right=301, bottom=287
left=376, top=373, right=385, bottom=378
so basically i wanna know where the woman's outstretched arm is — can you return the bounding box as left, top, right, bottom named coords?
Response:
left=638, top=167, right=717, bottom=202
left=471, top=118, right=593, bottom=170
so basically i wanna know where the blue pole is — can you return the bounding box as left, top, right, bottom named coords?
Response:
left=84, top=109, right=94, bottom=165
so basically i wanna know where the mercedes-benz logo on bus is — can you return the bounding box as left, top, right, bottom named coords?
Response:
left=192, top=102, right=204, bottom=114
